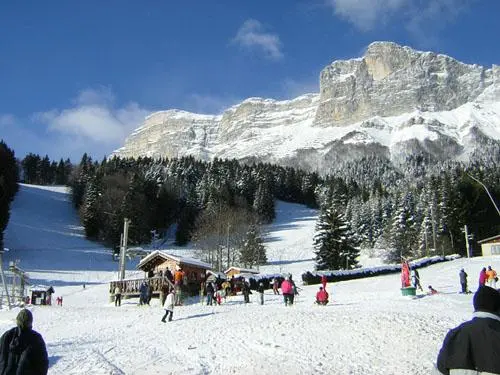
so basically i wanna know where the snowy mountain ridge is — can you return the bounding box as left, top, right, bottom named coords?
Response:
left=113, top=42, right=500, bottom=173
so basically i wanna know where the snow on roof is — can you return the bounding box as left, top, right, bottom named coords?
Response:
left=30, top=285, right=51, bottom=292
left=224, top=266, right=260, bottom=274
left=137, top=250, right=212, bottom=270
left=477, top=234, right=500, bottom=244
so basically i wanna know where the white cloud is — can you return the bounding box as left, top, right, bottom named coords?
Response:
left=326, top=0, right=474, bottom=36
left=34, top=88, right=150, bottom=144
left=0, top=114, right=17, bottom=127
left=232, top=19, right=283, bottom=60
left=326, top=0, right=405, bottom=30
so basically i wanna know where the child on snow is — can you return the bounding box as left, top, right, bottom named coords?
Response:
left=427, top=285, right=438, bottom=295
left=316, top=286, right=329, bottom=305
left=161, top=290, right=175, bottom=322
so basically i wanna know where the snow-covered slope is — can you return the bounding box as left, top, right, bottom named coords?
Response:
left=113, top=42, right=500, bottom=173
left=1, top=185, right=499, bottom=374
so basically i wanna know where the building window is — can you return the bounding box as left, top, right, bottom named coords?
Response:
left=491, top=245, right=500, bottom=255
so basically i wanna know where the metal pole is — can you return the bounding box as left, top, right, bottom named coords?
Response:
left=468, top=174, right=500, bottom=217
left=226, top=223, right=230, bottom=269
left=430, top=205, right=437, bottom=253
left=120, top=218, right=130, bottom=281
left=464, top=225, right=470, bottom=258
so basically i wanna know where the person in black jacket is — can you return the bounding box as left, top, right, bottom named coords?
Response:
left=257, top=282, right=265, bottom=305
left=0, top=309, right=49, bottom=375
left=436, top=286, right=500, bottom=375
left=459, top=268, right=468, bottom=294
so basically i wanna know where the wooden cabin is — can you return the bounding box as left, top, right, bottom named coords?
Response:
left=109, top=251, right=212, bottom=301
left=224, top=266, right=260, bottom=279
left=478, top=234, right=500, bottom=256
left=137, top=251, right=212, bottom=282
left=29, top=285, right=54, bottom=306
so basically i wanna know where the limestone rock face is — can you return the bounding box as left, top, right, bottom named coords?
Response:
left=314, top=42, right=492, bottom=126
left=114, top=110, right=220, bottom=161
left=113, top=42, right=500, bottom=174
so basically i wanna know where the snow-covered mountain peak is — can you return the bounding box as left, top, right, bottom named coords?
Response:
left=113, top=42, right=500, bottom=173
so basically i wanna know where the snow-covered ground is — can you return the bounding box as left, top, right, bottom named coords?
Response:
left=1, top=184, right=499, bottom=374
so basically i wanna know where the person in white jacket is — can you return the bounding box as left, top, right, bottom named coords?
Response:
left=161, top=290, right=175, bottom=322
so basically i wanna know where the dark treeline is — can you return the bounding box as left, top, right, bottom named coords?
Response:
left=0, top=141, right=20, bottom=251
left=21, top=153, right=73, bottom=185
left=70, top=147, right=500, bottom=271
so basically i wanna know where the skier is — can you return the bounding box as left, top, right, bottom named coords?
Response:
left=221, top=280, right=231, bottom=300
left=161, top=290, right=175, bottom=322
left=281, top=276, right=293, bottom=306
left=479, top=267, right=487, bottom=287
left=412, top=268, right=423, bottom=291
left=146, top=283, right=153, bottom=305
left=316, top=286, right=329, bottom=305
left=242, top=280, right=251, bottom=304
left=486, top=266, right=497, bottom=288
left=139, top=281, right=148, bottom=305
left=459, top=268, right=468, bottom=294
left=436, top=286, right=500, bottom=374
left=272, top=278, right=280, bottom=295
left=0, top=309, right=49, bottom=374
left=257, top=282, right=265, bottom=305
left=206, top=282, right=214, bottom=306
left=114, top=285, right=122, bottom=307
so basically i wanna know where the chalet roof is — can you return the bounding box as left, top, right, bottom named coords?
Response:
left=137, top=250, right=212, bottom=271
left=30, top=285, right=51, bottom=292
left=478, top=234, right=500, bottom=244
left=224, top=266, right=260, bottom=275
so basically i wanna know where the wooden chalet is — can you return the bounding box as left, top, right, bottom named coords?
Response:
left=109, top=251, right=212, bottom=300
left=478, top=234, right=500, bottom=256
left=224, top=266, right=260, bottom=279
left=137, top=251, right=212, bottom=281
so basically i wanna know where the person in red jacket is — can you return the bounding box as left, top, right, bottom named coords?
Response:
left=316, top=286, right=329, bottom=305
left=280, top=277, right=293, bottom=306
left=321, top=275, right=327, bottom=290
left=479, top=267, right=487, bottom=287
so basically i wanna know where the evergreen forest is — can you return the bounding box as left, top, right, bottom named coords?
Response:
left=1, top=139, right=499, bottom=272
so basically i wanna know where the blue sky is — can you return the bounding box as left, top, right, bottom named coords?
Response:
left=1, top=0, right=498, bottom=162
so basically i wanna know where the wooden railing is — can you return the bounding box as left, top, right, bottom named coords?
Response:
left=109, top=276, right=175, bottom=298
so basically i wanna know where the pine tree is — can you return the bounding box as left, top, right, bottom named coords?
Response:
left=81, top=178, right=101, bottom=239
left=253, top=179, right=275, bottom=224
left=314, top=204, right=360, bottom=270
left=0, top=141, right=19, bottom=251
left=385, top=191, right=418, bottom=263
left=239, top=225, right=267, bottom=268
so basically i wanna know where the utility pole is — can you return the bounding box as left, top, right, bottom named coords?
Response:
left=430, top=205, right=437, bottom=254
left=0, top=248, right=11, bottom=309
left=120, top=218, right=130, bottom=281
left=226, top=223, right=230, bottom=270
left=424, top=227, right=429, bottom=257
left=464, top=225, right=470, bottom=258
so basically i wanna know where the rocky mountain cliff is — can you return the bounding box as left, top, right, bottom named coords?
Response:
left=113, top=42, right=500, bottom=174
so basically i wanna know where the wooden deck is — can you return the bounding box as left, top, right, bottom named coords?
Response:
left=109, top=276, right=175, bottom=299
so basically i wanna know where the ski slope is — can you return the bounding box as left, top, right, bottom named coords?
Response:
left=1, top=184, right=499, bottom=374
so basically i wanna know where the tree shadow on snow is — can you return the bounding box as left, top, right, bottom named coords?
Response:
left=48, top=356, right=62, bottom=368
left=28, top=277, right=100, bottom=288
